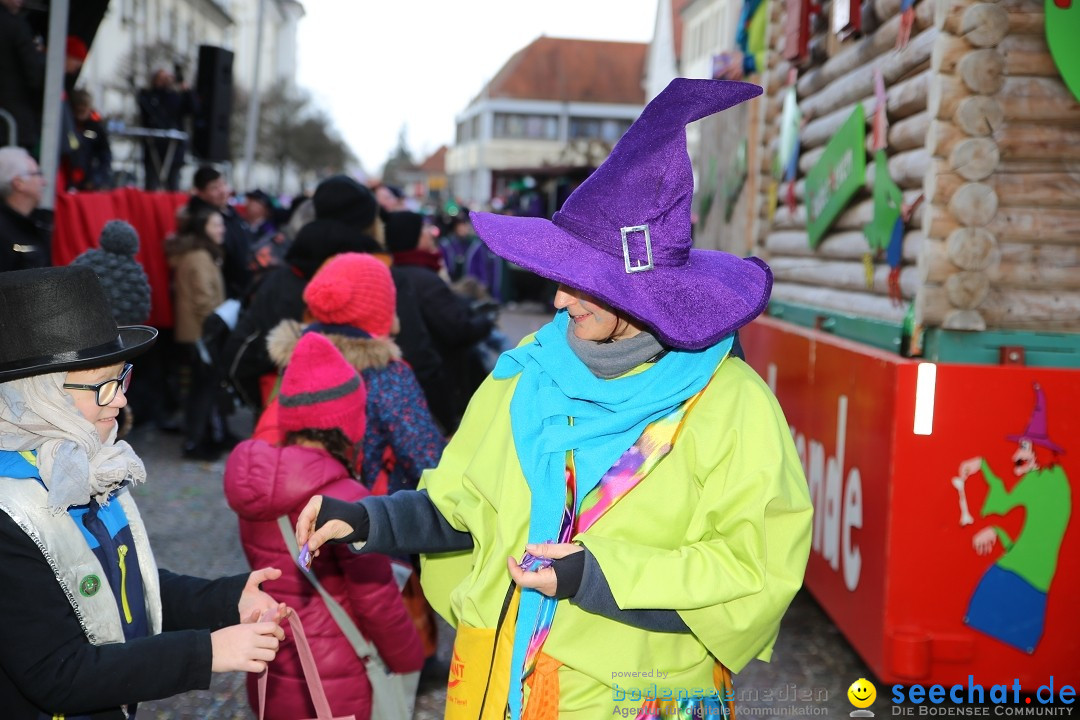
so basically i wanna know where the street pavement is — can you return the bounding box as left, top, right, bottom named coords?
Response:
left=131, top=304, right=873, bottom=719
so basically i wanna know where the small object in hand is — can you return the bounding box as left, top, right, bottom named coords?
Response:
left=518, top=550, right=553, bottom=572
left=298, top=542, right=313, bottom=572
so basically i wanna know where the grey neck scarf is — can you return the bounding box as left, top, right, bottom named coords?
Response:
left=566, top=324, right=666, bottom=379
left=0, top=373, right=146, bottom=513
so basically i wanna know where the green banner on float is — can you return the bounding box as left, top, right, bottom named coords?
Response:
left=806, top=104, right=866, bottom=248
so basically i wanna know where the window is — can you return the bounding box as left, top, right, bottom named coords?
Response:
left=569, top=117, right=632, bottom=143
left=457, top=115, right=480, bottom=143
left=492, top=113, right=558, bottom=140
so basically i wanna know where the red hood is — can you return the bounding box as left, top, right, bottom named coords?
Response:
left=224, top=439, right=366, bottom=521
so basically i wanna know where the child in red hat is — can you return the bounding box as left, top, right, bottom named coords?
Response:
left=258, top=252, right=446, bottom=496
left=224, top=332, right=424, bottom=720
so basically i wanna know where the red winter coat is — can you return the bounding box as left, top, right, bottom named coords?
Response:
left=224, top=440, right=425, bottom=720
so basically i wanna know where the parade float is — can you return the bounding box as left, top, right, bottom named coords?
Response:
left=692, top=0, right=1080, bottom=692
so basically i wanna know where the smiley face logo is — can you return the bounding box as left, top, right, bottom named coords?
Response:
left=848, top=678, right=877, bottom=709
left=79, top=574, right=101, bottom=597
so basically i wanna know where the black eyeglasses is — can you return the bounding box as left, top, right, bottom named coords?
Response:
left=63, top=364, right=133, bottom=406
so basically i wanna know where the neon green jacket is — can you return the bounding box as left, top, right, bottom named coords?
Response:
left=420, top=355, right=812, bottom=692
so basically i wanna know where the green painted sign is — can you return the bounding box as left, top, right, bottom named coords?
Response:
left=1046, top=0, right=1080, bottom=103
left=865, top=149, right=903, bottom=252
left=806, top=104, right=866, bottom=247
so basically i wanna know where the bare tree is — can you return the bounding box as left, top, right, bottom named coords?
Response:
left=232, top=80, right=354, bottom=192
left=381, top=124, right=418, bottom=187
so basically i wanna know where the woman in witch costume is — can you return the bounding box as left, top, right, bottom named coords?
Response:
left=0, top=266, right=287, bottom=720
left=296, top=79, right=813, bottom=719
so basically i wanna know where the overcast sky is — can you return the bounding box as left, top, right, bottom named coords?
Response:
left=296, top=0, right=659, bottom=177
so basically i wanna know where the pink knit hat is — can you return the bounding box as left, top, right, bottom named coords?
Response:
left=303, top=253, right=397, bottom=338
left=278, top=332, right=367, bottom=446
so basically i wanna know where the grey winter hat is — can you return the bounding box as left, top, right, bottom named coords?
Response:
left=71, top=220, right=153, bottom=325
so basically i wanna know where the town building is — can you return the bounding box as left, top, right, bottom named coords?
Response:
left=446, top=36, right=647, bottom=212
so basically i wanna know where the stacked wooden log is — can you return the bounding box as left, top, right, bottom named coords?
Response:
left=755, top=0, right=936, bottom=323
left=917, top=0, right=1080, bottom=331
left=750, top=0, right=1080, bottom=332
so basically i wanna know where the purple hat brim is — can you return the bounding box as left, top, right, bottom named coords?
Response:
left=471, top=212, right=772, bottom=350
left=1005, top=433, right=1065, bottom=455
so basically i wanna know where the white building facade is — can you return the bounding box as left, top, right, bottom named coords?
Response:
left=228, top=0, right=304, bottom=94
left=79, top=0, right=234, bottom=123
left=680, top=0, right=740, bottom=80
left=644, top=0, right=764, bottom=254
left=447, top=96, right=642, bottom=208
left=445, top=37, right=647, bottom=210
left=77, top=0, right=304, bottom=191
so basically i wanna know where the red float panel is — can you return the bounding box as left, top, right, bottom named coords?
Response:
left=741, top=317, right=1079, bottom=691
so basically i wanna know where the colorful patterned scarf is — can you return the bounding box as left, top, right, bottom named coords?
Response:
left=520, top=387, right=708, bottom=677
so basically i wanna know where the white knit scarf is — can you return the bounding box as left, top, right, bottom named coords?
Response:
left=0, top=373, right=147, bottom=513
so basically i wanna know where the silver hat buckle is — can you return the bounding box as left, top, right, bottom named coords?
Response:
left=620, top=225, right=653, bottom=274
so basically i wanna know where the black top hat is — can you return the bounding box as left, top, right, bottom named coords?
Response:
left=0, top=266, right=158, bottom=382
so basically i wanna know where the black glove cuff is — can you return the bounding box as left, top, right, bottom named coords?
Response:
left=315, top=497, right=370, bottom=544
left=551, top=550, right=586, bottom=600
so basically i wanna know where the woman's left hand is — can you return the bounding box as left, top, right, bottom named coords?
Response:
left=238, top=567, right=290, bottom=624
left=507, top=543, right=584, bottom=598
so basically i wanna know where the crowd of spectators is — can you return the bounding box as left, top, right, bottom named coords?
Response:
left=0, top=3, right=516, bottom=453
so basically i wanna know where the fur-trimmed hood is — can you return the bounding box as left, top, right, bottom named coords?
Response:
left=267, top=319, right=402, bottom=372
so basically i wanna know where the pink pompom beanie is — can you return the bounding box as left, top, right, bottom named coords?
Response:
left=302, top=252, right=396, bottom=338
left=277, top=332, right=367, bottom=446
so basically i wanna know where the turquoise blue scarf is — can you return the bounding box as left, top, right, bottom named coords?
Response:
left=493, top=309, right=730, bottom=720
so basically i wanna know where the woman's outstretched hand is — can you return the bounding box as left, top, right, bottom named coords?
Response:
left=295, top=495, right=356, bottom=557
left=210, top=621, right=284, bottom=673
left=508, top=542, right=584, bottom=598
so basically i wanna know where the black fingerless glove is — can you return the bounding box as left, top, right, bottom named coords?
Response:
left=551, top=550, right=586, bottom=600
left=315, top=497, right=370, bottom=544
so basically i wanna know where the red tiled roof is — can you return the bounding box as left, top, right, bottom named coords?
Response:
left=418, top=146, right=447, bottom=173
left=482, top=37, right=646, bottom=105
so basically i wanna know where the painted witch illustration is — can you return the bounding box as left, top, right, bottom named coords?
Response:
left=953, top=383, right=1071, bottom=654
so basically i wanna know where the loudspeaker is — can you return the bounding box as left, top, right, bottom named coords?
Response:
left=193, top=44, right=234, bottom=162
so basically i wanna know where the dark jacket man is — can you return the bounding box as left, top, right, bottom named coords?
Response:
left=187, top=166, right=252, bottom=300
left=0, top=2, right=45, bottom=150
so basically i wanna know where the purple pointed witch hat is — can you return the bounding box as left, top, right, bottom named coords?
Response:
left=470, top=78, right=769, bottom=350
left=1006, top=383, right=1065, bottom=454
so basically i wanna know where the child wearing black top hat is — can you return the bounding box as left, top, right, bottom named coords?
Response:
left=0, top=266, right=289, bottom=720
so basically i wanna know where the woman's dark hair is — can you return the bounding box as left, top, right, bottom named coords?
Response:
left=283, top=427, right=358, bottom=478
left=176, top=204, right=224, bottom=261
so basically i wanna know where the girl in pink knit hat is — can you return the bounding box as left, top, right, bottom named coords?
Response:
left=224, top=332, right=424, bottom=720
left=257, top=251, right=447, bottom=660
